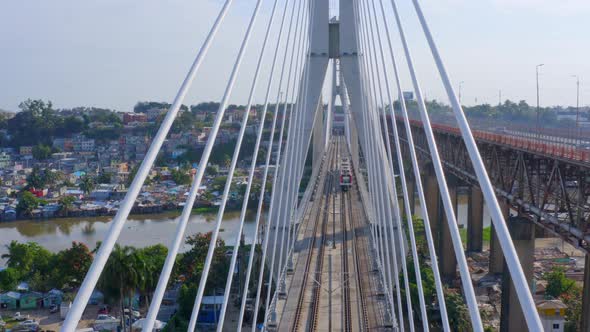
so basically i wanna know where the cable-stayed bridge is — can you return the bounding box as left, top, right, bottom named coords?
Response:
left=59, top=0, right=590, bottom=331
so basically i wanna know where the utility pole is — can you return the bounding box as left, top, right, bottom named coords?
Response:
left=572, top=75, right=580, bottom=140
left=499, top=89, right=502, bottom=107
left=536, top=64, right=544, bottom=139
left=458, top=81, right=464, bottom=104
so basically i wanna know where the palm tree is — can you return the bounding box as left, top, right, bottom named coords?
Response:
left=79, top=175, right=95, bottom=196
left=1, top=241, right=20, bottom=267
left=99, top=245, right=140, bottom=332
left=58, top=195, right=76, bottom=217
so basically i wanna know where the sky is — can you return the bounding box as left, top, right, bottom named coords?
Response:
left=1, top=0, right=589, bottom=112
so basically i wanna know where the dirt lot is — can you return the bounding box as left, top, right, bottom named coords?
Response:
left=1, top=305, right=101, bottom=331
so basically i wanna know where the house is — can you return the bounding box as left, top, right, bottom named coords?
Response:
left=197, top=295, right=224, bottom=325
left=0, top=291, right=21, bottom=309
left=73, top=136, right=95, bottom=152
left=3, top=208, right=16, bottom=221
left=0, top=152, right=11, bottom=168
left=19, top=146, right=33, bottom=156
left=20, top=291, right=43, bottom=309
left=157, top=284, right=181, bottom=322
left=43, top=289, right=63, bottom=307
left=123, top=112, right=148, bottom=125
left=16, top=282, right=29, bottom=292
left=537, top=299, right=566, bottom=332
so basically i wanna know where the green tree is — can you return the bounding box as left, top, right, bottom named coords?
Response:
left=56, top=242, right=93, bottom=288
left=445, top=289, right=471, bottom=331
left=134, top=245, right=168, bottom=308
left=171, top=169, right=191, bottom=185
left=1, top=241, right=53, bottom=278
left=79, top=175, right=96, bottom=195
left=26, top=167, right=46, bottom=188
left=99, top=245, right=141, bottom=332
left=32, top=144, right=52, bottom=160
left=545, top=267, right=576, bottom=298
left=58, top=195, right=76, bottom=216
left=0, top=267, right=21, bottom=291
left=97, top=172, right=112, bottom=184
left=16, top=191, right=41, bottom=217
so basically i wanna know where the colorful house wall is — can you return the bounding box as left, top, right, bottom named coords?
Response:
left=20, top=291, right=43, bottom=310
left=0, top=292, right=20, bottom=309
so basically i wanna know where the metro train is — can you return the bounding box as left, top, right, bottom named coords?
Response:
left=339, top=158, right=352, bottom=191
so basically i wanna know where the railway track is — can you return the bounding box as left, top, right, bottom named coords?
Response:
left=291, top=141, right=337, bottom=331
left=285, top=136, right=377, bottom=332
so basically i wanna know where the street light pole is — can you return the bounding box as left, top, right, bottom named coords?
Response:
left=572, top=75, right=580, bottom=139
left=536, top=64, right=544, bottom=139
left=459, top=81, right=464, bottom=104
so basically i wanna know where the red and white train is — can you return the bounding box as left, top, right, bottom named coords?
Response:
left=339, top=158, right=352, bottom=191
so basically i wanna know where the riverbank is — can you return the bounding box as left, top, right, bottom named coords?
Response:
left=0, top=209, right=260, bottom=265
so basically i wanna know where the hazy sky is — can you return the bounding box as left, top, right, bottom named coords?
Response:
left=1, top=0, right=589, bottom=112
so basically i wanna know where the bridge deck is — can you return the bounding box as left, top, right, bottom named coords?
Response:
left=275, top=137, right=388, bottom=331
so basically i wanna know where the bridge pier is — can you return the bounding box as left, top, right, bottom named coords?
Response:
left=406, top=178, right=416, bottom=216
left=467, top=186, right=484, bottom=252
left=582, top=253, right=590, bottom=331
left=499, top=216, right=535, bottom=332
left=489, top=199, right=510, bottom=274
left=439, top=177, right=458, bottom=283
left=424, top=171, right=441, bottom=250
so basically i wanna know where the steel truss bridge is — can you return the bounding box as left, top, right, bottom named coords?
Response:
left=59, top=0, right=590, bottom=331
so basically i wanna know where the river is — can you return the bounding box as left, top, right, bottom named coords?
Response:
left=0, top=194, right=490, bottom=265
left=0, top=210, right=260, bottom=264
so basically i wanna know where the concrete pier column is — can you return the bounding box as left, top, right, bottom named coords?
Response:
left=438, top=178, right=458, bottom=283
left=312, top=100, right=325, bottom=170
left=407, top=178, right=416, bottom=216
left=499, top=217, right=535, bottom=332
left=581, top=254, right=590, bottom=332
left=424, top=170, right=441, bottom=249
left=489, top=199, right=510, bottom=274
left=467, top=186, right=484, bottom=252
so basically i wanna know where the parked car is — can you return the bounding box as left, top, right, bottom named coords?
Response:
left=96, top=314, right=117, bottom=321
left=124, top=308, right=141, bottom=319
left=15, top=320, right=39, bottom=332
left=13, top=312, right=28, bottom=321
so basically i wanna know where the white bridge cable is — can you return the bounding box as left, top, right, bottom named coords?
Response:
left=61, top=1, right=235, bottom=330
left=388, top=0, right=484, bottom=330
left=262, top=0, right=307, bottom=323
left=375, top=0, right=450, bottom=329
left=366, top=0, right=430, bottom=328
left=236, top=0, right=293, bottom=328
left=409, top=0, right=543, bottom=329
left=273, top=0, right=310, bottom=299
left=354, top=0, right=402, bottom=327
left=186, top=0, right=267, bottom=329
left=250, top=0, right=300, bottom=328
left=284, top=0, right=324, bottom=273
left=360, top=1, right=419, bottom=330
left=215, top=0, right=282, bottom=328
left=281, top=0, right=316, bottom=279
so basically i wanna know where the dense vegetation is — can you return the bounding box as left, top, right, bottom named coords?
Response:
left=543, top=266, right=583, bottom=332
left=0, top=232, right=236, bottom=331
